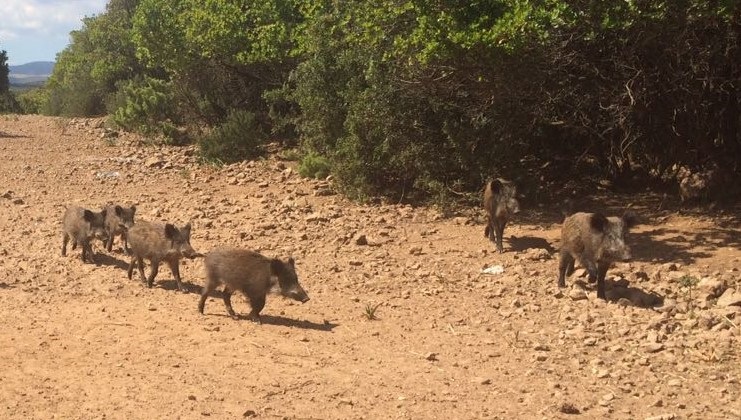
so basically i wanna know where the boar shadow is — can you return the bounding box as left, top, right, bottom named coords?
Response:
left=205, top=311, right=338, bottom=331
left=0, top=282, right=13, bottom=289
left=254, top=314, right=338, bottom=331
left=157, top=279, right=203, bottom=294
left=509, top=235, right=556, bottom=253
left=0, top=131, right=28, bottom=139
left=572, top=279, right=664, bottom=309
left=95, top=253, right=129, bottom=270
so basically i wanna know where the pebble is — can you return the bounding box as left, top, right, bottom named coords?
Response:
left=644, top=343, right=664, bottom=353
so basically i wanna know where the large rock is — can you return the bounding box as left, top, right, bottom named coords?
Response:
left=716, top=288, right=741, bottom=307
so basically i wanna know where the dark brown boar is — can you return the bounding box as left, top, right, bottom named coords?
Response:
left=126, top=221, right=202, bottom=292
left=198, top=248, right=310, bottom=324
left=104, top=204, right=136, bottom=253
left=483, top=178, right=521, bottom=253
left=558, top=211, right=638, bottom=299
left=61, top=206, right=108, bottom=264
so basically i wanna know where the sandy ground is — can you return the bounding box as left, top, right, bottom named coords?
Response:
left=0, top=114, right=739, bottom=420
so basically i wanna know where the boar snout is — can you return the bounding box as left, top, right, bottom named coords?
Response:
left=285, top=286, right=310, bottom=303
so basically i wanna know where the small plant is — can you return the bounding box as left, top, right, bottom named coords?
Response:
left=679, top=274, right=700, bottom=316
left=278, top=148, right=302, bottom=161
left=363, top=302, right=382, bottom=320
left=179, top=168, right=191, bottom=180
left=298, top=152, right=331, bottom=179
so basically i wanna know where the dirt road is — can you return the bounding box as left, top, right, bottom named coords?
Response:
left=0, top=115, right=739, bottom=419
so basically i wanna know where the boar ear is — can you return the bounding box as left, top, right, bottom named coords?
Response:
left=287, top=257, right=295, bottom=268
left=115, top=205, right=124, bottom=217
left=100, top=208, right=107, bottom=219
left=130, top=205, right=136, bottom=214
left=270, top=258, right=284, bottom=275
left=83, top=210, right=95, bottom=223
left=164, top=223, right=178, bottom=239
left=622, top=211, right=638, bottom=229
left=589, top=213, right=608, bottom=233
left=182, top=223, right=192, bottom=236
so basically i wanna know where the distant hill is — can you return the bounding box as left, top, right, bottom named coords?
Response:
left=9, top=61, right=55, bottom=87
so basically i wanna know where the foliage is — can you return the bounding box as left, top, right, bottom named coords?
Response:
left=131, top=0, right=304, bottom=128
left=0, top=49, right=20, bottom=114
left=111, top=76, right=179, bottom=141
left=36, top=0, right=741, bottom=202
left=0, top=49, right=9, bottom=94
left=297, top=151, right=330, bottom=179
left=198, top=109, right=267, bottom=164
left=15, top=88, right=47, bottom=114
left=44, top=0, right=146, bottom=116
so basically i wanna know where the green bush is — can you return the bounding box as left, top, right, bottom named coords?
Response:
left=298, top=152, right=331, bottom=179
left=198, top=109, right=266, bottom=164
left=111, top=76, right=179, bottom=142
left=16, top=88, right=47, bottom=114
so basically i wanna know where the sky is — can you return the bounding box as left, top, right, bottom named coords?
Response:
left=0, top=0, right=107, bottom=65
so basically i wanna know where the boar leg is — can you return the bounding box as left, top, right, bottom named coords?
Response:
left=127, top=257, right=136, bottom=280
left=495, top=218, right=506, bottom=253
left=198, top=281, right=216, bottom=314
left=122, top=233, right=131, bottom=255
left=135, top=257, right=147, bottom=283
left=596, top=263, right=609, bottom=300
left=558, top=251, right=574, bottom=288
left=62, top=232, right=70, bottom=256
left=146, top=259, right=160, bottom=288
left=106, top=233, right=114, bottom=252
left=247, top=294, right=266, bottom=324
left=167, top=260, right=185, bottom=292
left=81, top=239, right=95, bottom=264
left=222, top=286, right=238, bottom=319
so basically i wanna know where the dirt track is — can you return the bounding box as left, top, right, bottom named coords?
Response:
left=0, top=115, right=739, bottom=419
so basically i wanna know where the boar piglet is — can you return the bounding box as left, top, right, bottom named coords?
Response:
left=483, top=178, right=521, bottom=253
left=558, top=211, right=638, bottom=299
left=199, top=248, right=310, bottom=324
left=127, top=221, right=202, bottom=292
left=104, top=204, right=136, bottom=253
left=61, top=206, right=108, bottom=264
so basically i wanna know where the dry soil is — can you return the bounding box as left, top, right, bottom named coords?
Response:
left=0, top=115, right=739, bottom=420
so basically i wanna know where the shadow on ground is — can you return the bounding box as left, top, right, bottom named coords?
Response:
left=631, top=225, right=741, bottom=265
left=0, top=131, right=28, bottom=139
left=204, top=311, right=338, bottom=331
left=96, top=254, right=129, bottom=270
left=509, top=235, right=556, bottom=253
left=572, top=279, right=664, bottom=308
left=157, top=279, right=203, bottom=294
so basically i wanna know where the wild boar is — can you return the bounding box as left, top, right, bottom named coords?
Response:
left=104, top=204, right=136, bottom=253
left=61, top=206, right=108, bottom=264
left=199, top=248, right=310, bottom=324
left=558, top=211, right=638, bottom=299
left=126, top=221, right=201, bottom=292
left=483, top=178, right=521, bottom=253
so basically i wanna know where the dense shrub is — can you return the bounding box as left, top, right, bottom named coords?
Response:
left=198, top=109, right=266, bottom=164
left=298, top=152, right=331, bottom=179
left=15, top=88, right=47, bottom=114
left=111, top=76, right=179, bottom=141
